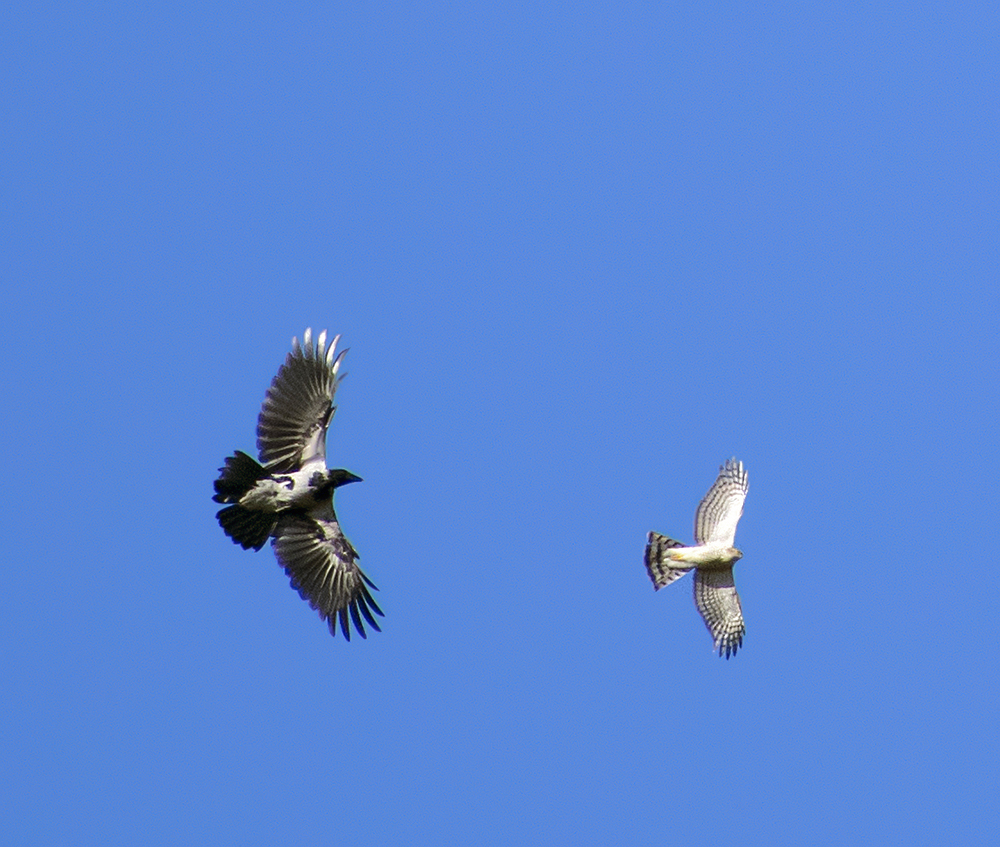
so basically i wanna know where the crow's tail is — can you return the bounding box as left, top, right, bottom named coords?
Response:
left=216, top=505, right=276, bottom=551
left=213, top=451, right=275, bottom=551
left=213, top=451, right=267, bottom=503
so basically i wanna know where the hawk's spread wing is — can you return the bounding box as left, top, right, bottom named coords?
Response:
left=257, top=328, right=346, bottom=472
left=693, top=568, right=745, bottom=659
left=271, top=507, right=383, bottom=641
left=693, top=458, right=748, bottom=546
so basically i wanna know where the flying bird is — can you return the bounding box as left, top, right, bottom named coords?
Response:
left=644, top=458, right=749, bottom=658
left=213, top=328, right=383, bottom=640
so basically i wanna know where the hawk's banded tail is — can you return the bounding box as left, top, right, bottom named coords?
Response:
left=644, top=532, right=692, bottom=589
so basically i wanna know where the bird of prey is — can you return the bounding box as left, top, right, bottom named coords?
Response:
left=213, top=328, right=383, bottom=640
left=644, top=458, right=749, bottom=659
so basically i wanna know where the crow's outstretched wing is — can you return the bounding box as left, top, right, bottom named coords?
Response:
left=257, top=328, right=347, bottom=472
left=271, top=505, right=383, bottom=641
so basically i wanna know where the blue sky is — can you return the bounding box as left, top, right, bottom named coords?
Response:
left=4, top=2, right=998, bottom=844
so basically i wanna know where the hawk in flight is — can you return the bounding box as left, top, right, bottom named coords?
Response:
left=213, top=329, right=383, bottom=640
left=644, top=458, right=749, bottom=658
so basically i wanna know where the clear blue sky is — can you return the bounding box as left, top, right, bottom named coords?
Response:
left=4, top=2, right=998, bottom=844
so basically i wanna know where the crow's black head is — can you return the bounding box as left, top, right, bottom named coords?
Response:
left=330, top=469, right=363, bottom=488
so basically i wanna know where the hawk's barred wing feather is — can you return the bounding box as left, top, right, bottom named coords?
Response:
left=693, top=568, right=745, bottom=659
left=256, top=328, right=347, bottom=472
left=694, top=458, right=748, bottom=546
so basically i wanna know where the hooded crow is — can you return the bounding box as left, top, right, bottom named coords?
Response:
left=214, top=329, right=382, bottom=640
